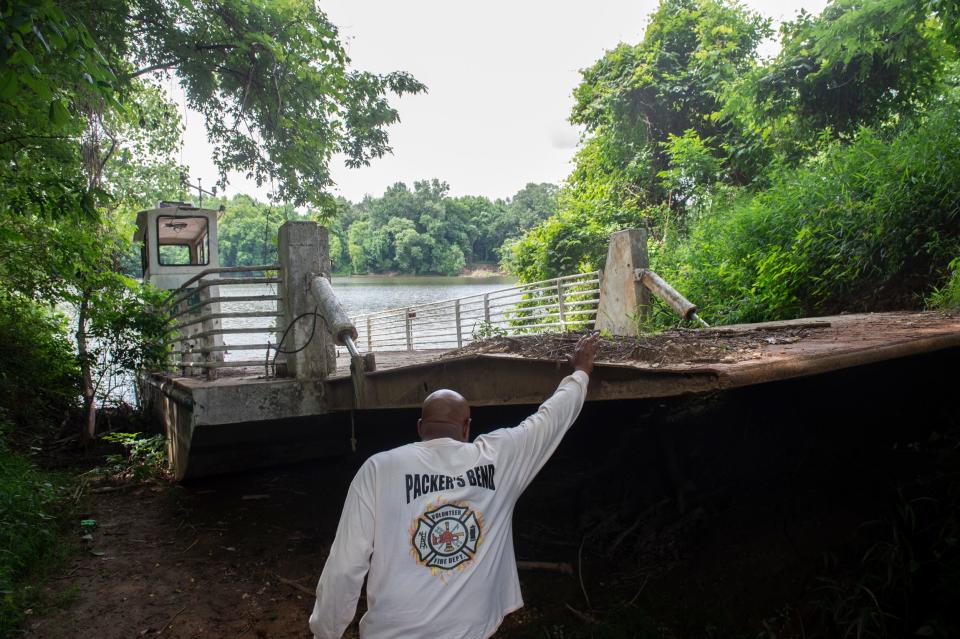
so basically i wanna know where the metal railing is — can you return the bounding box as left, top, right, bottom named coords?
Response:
left=350, top=271, right=601, bottom=353
left=161, top=265, right=283, bottom=375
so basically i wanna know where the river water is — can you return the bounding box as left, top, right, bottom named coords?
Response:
left=330, top=275, right=516, bottom=316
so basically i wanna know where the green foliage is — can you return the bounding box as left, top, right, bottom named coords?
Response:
left=80, top=275, right=171, bottom=407
left=749, top=0, right=948, bottom=143
left=658, top=129, right=722, bottom=215
left=507, top=0, right=773, bottom=282
left=102, top=82, right=187, bottom=219
left=99, top=432, right=168, bottom=481
left=206, top=183, right=556, bottom=276
left=927, top=257, right=960, bottom=310
left=0, top=427, right=71, bottom=634
left=509, top=0, right=960, bottom=322
left=657, top=98, right=960, bottom=323
left=568, top=0, right=771, bottom=217
left=329, top=181, right=557, bottom=275
left=215, top=194, right=305, bottom=268
left=0, top=0, right=119, bottom=219
left=69, top=0, right=425, bottom=208
left=470, top=320, right=507, bottom=340
left=0, top=294, right=78, bottom=438
left=502, top=196, right=659, bottom=282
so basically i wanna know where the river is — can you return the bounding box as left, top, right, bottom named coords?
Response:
left=329, top=275, right=516, bottom=316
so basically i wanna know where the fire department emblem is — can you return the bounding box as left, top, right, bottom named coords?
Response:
left=411, top=502, right=482, bottom=571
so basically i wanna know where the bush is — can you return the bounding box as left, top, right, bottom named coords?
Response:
left=0, top=293, right=78, bottom=439
left=927, top=257, right=960, bottom=310
left=656, top=97, right=960, bottom=324
left=0, top=425, right=71, bottom=634
left=99, top=432, right=168, bottom=481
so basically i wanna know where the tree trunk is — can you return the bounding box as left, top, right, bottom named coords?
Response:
left=77, top=294, right=97, bottom=442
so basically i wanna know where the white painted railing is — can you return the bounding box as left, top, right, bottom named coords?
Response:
left=162, top=265, right=283, bottom=374
left=350, top=271, right=601, bottom=353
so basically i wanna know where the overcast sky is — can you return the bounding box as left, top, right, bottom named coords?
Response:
left=176, top=0, right=828, bottom=205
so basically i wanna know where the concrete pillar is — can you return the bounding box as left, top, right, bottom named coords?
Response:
left=277, top=221, right=336, bottom=378
left=595, top=228, right=649, bottom=336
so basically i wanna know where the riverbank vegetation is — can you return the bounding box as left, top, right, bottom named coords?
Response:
left=206, top=181, right=557, bottom=276
left=0, top=295, right=78, bottom=632
left=327, top=180, right=557, bottom=276
left=506, top=0, right=960, bottom=324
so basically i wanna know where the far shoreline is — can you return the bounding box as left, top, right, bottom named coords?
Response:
left=332, top=265, right=513, bottom=280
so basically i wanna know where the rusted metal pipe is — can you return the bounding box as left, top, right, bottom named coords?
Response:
left=634, top=269, right=707, bottom=326
left=309, top=276, right=358, bottom=346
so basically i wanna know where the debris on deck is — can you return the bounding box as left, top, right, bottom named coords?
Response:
left=441, top=322, right=831, bottom=367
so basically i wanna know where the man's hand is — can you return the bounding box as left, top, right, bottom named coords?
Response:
left=567, top=332, right=601, bottom=375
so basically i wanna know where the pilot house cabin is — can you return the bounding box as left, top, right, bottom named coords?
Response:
left=134, top=201, right=226, bottom=376
left=134, top=201, right=221, bottom=291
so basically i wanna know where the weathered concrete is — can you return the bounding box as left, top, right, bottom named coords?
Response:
left=146, top=375, right=325, bottom=424
left=277, top=221, right=336, bottom=378
left=142, top=373, right=328, bottom=479
left=141, top=377, right=196, bottom=480
left=142, top=311, right=960, bottom=479
left=596, top=228, right=649, bottom=335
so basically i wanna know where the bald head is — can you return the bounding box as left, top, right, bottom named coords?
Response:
left=418, top=389, right=471, bottom=442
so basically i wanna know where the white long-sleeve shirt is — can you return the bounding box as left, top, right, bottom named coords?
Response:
left=309, top=370, right=589, bottom=639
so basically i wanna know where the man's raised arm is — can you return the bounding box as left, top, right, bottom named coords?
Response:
left=479, top=333, right=600, bottom=495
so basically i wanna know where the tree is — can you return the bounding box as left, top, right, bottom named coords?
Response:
left=722, top=0, right=953, bottom=171
left=508, top=0, right=960, bottom=325
left=327, top=180, right=558, bottom=275
left=760, top=0, right=945, bottom=135
left=1, top=0, right=119, bottom=220
left=390, top=219, right=429, bottom=273
left=1, top=0, right=424, bottom=442
left=506, top=183, right=559, bottom=231
left=347, top=219, right=390, bottom=274
left=569, top=0, right=770, bottom=213
left=216, top=194, right=304, bottom=268
left=71, top=0, right=426, bottom=208
left=504, top=0, right=770, bottom=281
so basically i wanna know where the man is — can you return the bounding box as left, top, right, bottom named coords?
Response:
left=309, top=333, right=600, bottom=639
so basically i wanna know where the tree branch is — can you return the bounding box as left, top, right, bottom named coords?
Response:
left=127, top=60, right=179, bottom=79
left=195, top=43, right=239, bottom=52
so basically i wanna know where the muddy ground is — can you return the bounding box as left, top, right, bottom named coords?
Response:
left=22, top=347, right=960, bottom=638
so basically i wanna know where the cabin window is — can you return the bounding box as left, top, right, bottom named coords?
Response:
left=159, top=244, right=191, bottom=265
left=156, top=216, right=210, bottom=266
